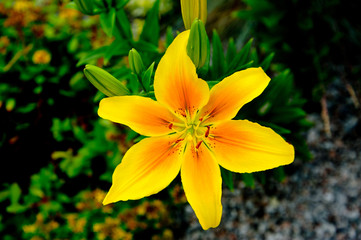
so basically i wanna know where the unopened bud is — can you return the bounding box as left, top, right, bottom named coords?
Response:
left=128, top=48, right=145, bottom=76
left=187, top=19, right=208, bottom=68
left=84, top=65, right=129, bottom=96
left=74, top=0, right=94, bottom=15
left=181, top=0, right=207, bottom=30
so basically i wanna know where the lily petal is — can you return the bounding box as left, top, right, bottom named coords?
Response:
left=207, top=120, right=294, bottom=173
left=200, top=67, right=270, bottom=123
left=98, top=96, right=178, bottom=136
left=181, top=143, right=222, bottom=230
left=103, top=135, right=184, bottom=204
left=154, top=30, right=209, bottom=117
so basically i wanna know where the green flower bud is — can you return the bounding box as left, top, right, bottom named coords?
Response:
left=187, top=19, right=208, bottom=69
left=74, top=0, right=94, bottom=15
left=84, top=65, right=129, bottom=97
left=181, top=0, right=207, bottom=30
left=128, top=48, right=145, bottom=76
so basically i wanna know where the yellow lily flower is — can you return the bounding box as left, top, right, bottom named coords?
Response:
left=98, top=30, right=294, bottom=230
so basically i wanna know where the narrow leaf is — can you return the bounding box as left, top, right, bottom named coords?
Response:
left=141, top=62, right=155, bottom=91
left=139, top=0, right=160, bottom=46
left=104, top=39, right=131, bottom=63
left=133, top=40, right=159, bottom=54
left=165, top=26, right=174, bottom=48
left=76, top=47, right=107, bottom=67
left=226, top=38, right=253, bottom=74
left=242, top=173, right=255, bottom=188
left=221, top=167, right=234, bottom=191
left=114, top=8, right=132, bottom=40
left=226, top=37, right=237, bottom=65
left=260, top=52, right=275, bottom=71
left=211, top=30, right=226, bottom=79
left=100, top=8, right=116, bottom=37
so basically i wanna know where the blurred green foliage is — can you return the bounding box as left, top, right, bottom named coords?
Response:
left=0, top=0, right=312, bottom=238
left=234, top=0, right=361, bottom=106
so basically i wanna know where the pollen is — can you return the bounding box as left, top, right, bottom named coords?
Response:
left=196, top=141, right=202, bottom=149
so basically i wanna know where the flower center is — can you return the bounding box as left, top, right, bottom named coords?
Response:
left=171, top=111, right=211, bottom=151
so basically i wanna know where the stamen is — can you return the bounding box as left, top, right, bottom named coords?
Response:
left=205, top=126, right=210, bottom=137
left=196, top=141, right=202, bottom=149
left=175, top=138, right=183, bottom=144
left=168, top=123, right=173, bottom=129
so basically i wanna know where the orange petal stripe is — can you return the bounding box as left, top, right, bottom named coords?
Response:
left=207, top=120, right=294, bottom=173
left=181, top=143, right=222, bottom=230
left=199, top=67, right=270, bottom=123
left=98, top=96, right=178, bottom=136
left=154, top=30, right=209, bottom=117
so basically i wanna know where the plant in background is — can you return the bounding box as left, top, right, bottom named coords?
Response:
left=0, top=0, right=312, bottom=237
left=233, top=0, right=361, bottom=123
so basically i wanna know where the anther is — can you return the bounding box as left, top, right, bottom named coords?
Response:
left=168, top=123, right=173, bottom=129
left=196, top=141, right=202, bottom=149
left=175, top=138, right=183, bottom=144
left=205, top=126, right=210, bottom=137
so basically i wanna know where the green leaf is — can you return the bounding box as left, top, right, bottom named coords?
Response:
left=141, top=62, right=155, bottom=92
left=112, top=0, right=130, bottom=10
left=100, top=8, right=116, bottom=37
left=242, top=173, right=255, bottom=188
left=70, top=72, right=87, bottom=91
left=104, top=39, right=131, bottom=63
left=6, top=204, right=27, bottom=213
left=221, top=167, right=234, bottom=191
left=51, top=118, right=72, bottom=142
left=59, top=155, right=84, bottom=178
left=206, top=80, right=219, bottom=89
left=165, top=26, right=174, bottom=48
left=0, top=189, right=10, bottom=202
left=114, top=8, right=132, bottom=40
left=94, top=91, right=105, bottom=102
left=226, top=38, right=253, bottom=75
left=226, top=38, right=237, bottom=65
left=16, top=103, right=37, bottom=113
left=73, top=0, right=94, bottom=15
left=260, top=52, right=275, bottom=71
left=5, top=98, right=15, bottom=112
left=133, top=40, right=159, bottom=53
left=271, top=107, right=306, bottom=124
left=255, top=172, right=266, bottom=185
left=262, top=69, right=293, bottom=106
left=211, top=30, right=226, bottom=79
left=139, top=0, right=160, bottom=46
left=76, top=46, right=107, bottom=67
left=9, top=183, right=21, bottom=205
left=258, top=121, right=291, bottom=135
